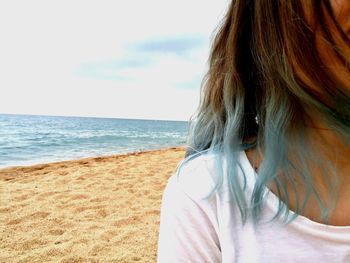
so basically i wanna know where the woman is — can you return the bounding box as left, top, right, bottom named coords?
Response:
left=158, top=0, right=350, bottom=262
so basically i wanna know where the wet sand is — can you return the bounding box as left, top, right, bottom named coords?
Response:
left=0, top=146, right=186, bottom=262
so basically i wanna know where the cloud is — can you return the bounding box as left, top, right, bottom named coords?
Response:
left=129, top=35, right=206, bottom=56
left=175, top=75, right=204, bottom=90
left=73, top=49, right=207, bottom=90
left=0, top=0, right=229, bottom=120
left=73, top=34, right=208, bottom=88
left=80, top=58, right=153, bottom=70
left=74, top=56, right=154, bottom=81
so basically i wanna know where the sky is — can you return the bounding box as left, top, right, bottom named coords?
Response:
left=0, top=0, right=229, bottom=121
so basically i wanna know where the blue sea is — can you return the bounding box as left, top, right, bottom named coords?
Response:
left=0, top=114, right=189, bottom=169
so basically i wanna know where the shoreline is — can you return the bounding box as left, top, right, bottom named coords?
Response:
left=0, top=146, right=187, bottom=262
left=0, top=144, right=188, bottom=173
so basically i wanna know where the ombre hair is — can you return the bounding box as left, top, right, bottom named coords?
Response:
left=178, top=0, right=350, bottom=226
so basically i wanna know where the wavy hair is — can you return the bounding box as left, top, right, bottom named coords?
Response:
left=178, top=0, right=350, bottom=226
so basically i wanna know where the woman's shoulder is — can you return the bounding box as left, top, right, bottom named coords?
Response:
left=169, top=149, right=256, bottom=201
left=167, top=149, right=222, bottom=201
left=158, top=150, right=223, bottom=262
left=172, top=149, right=248, bottom=201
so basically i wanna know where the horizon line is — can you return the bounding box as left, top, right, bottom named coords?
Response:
left=0, top=112, right=190, bottom=122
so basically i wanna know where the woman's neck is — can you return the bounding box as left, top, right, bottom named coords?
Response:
left=245, top=123, right=350, bottom=226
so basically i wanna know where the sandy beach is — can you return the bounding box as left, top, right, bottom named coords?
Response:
left=0, top=146, right=186, bottom=262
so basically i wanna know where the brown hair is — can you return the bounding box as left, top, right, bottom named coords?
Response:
left=183, top=0, right=350, bottom=224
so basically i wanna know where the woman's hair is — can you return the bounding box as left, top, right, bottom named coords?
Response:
left=178, top=0, right=350, bottom=226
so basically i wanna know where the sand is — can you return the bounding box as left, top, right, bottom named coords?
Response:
left=0, top=146, right=186, bottom=262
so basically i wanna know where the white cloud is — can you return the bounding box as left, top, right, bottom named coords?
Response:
left=0, top=0, right=229, bottom=121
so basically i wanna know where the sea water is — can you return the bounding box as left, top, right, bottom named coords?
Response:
left=0, top=114, right=189, bottom=169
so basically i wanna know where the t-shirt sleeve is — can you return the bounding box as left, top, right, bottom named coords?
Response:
left=157, top=174, right=221, bottom=263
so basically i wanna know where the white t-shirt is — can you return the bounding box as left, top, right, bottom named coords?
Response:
left=157, top=150, right=350, bottom=262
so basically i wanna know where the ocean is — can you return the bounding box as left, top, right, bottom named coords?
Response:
left=0, top=114, right=189, bottom=169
